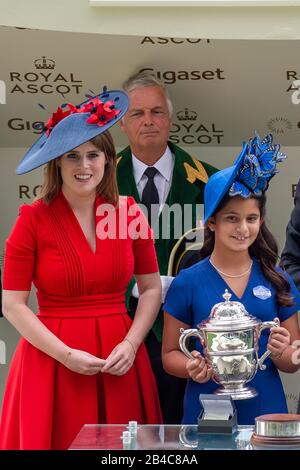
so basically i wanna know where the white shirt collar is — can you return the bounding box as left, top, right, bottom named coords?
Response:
left=132, top=146, right=174, bottom=185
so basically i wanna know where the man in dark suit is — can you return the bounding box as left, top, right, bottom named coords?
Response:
left=117, top=71, right=218, bottom=423
left=281, top=179, right=300, bottom=291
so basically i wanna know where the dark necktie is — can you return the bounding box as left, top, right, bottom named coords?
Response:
left=141, top=167, right=159, bottom=227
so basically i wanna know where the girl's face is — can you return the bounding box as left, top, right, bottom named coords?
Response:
left=208, top=197, right=262, bottom=254
left=58, top=141, right=106, bottom=197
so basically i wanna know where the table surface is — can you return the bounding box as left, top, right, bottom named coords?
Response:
left=69, top=424, right=262, bottom=450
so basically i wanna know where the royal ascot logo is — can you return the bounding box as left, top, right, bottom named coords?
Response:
left=177, top=108, right=197, bottom=122
left=170, top=108, right=224, bottom=145
left=140, top=37, right=211, bottom=45
left=286, top=70, right=300, bottom=92
left=19, top=185, right=42, bottom=199
left=34, top=56, right=55, bottom=70
left=139, top=67, right=225, bottom=85
left=0, top=79, right=6, bottom=104
left=8, top=118, right=44, bottom=134
left=285, top=70, right=300, bottom=105
left=8, top=56, right=83, bottom=96
left=267, top=117, right=292, bottom=135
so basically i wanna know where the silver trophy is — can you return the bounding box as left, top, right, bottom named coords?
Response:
left=179, top=289, right=280, bottom=400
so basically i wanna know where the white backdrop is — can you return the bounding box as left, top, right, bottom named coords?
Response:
left=0, top=26, right=299, bottom=412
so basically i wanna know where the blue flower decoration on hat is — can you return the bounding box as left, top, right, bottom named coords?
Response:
left=229, top=134, right=286, bottom=198
left=204, top=133, right=286, bottom=223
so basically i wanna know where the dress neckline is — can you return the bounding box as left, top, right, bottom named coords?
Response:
left=58, top=190, right=101, bottom=256
left=207, top=256, right=256, bottom=301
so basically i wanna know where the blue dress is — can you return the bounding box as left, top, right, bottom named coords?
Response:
left=164, top=257, right=300, bottom=425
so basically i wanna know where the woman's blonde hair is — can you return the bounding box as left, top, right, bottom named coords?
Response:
left=36, top=131, right=119, bottom=205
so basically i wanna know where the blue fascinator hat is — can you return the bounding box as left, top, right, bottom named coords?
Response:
left=204, top=133, right=286, bottom=223
left=16, top=88, right=129, bottom=175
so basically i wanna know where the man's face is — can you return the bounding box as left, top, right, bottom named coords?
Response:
left=120, top=86, right=172, bottom=156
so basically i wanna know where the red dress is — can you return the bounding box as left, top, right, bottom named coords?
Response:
left=0, top=192, right=162, bottom=450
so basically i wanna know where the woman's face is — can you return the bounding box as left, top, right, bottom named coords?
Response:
left=58, top=141, right=106, bottom=197
left=208, top=197, right=262, bottom=254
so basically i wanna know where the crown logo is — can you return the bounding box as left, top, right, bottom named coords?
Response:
left=176, top=108, right=197, bottom=121
left=34, top=56, right=55, bottom=70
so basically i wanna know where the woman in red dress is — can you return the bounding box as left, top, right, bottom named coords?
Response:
left=0, top=90, right=162, bottom=450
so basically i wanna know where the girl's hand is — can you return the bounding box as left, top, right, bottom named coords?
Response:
left=101, top=340, right=136, bottom=376
left=186, top=350, right=213, bottom=383
left=268, top=326, right=291, bottom=360
left=63, top=348, right=106, bottom=375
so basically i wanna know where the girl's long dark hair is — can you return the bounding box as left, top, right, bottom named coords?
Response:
left=200, top=193, right=294, bottom=307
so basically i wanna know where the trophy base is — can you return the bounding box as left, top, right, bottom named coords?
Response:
left=214, top=385, right=258, bottom=400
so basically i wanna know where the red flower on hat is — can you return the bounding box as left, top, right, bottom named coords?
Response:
left=44, top=106, right=73, bottom=137
left=86, top=99, right=120, bottom=126
left=44, top=96, right=120, bottom=137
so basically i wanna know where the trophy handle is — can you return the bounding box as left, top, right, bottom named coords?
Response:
left=257, top=317, right=280, bottom=370
left=179, top=328, right=204, bottom=360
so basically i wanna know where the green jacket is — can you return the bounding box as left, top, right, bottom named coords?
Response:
left=117, top=142, right=218, bottom=341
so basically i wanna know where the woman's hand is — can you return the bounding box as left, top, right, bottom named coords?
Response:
left=63, top=348, right=106, bottom=375
left=186, top=350, right=213, bottom=383
left=268, top=326, right=291, bottom=360
left=101, top=340, right=136, bottom=376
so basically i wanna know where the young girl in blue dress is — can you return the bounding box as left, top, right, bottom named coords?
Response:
left=162, top=134, right=300, bottom=425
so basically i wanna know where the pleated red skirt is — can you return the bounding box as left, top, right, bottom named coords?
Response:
left=0, top=297, right=162, bottom=450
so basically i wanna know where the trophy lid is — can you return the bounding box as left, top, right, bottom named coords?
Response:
left=200, top=290, right=258, bottom=330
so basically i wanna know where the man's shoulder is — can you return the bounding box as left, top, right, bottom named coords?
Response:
left=116, top=146, right=132, bottom=178
left=169, top=142, right=193, bottom=162
left=117, top=145, right=131, bottom=161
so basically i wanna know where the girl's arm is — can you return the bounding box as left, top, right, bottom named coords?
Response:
left=268, top=312, right=300, bottom=373
left=162, top=312, right=213, bottom=383
left=162, top=312, right=190, bottom=378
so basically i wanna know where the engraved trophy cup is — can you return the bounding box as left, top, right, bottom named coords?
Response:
left=179, top=290, right=280, bottom=400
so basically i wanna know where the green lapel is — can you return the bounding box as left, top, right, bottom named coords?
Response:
left=165, top=144, right=202, bottom=207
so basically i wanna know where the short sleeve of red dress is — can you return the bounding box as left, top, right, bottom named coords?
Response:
left=127, top=196, right=159, bottom=275
left=3, top=204, right=37, bottom=291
